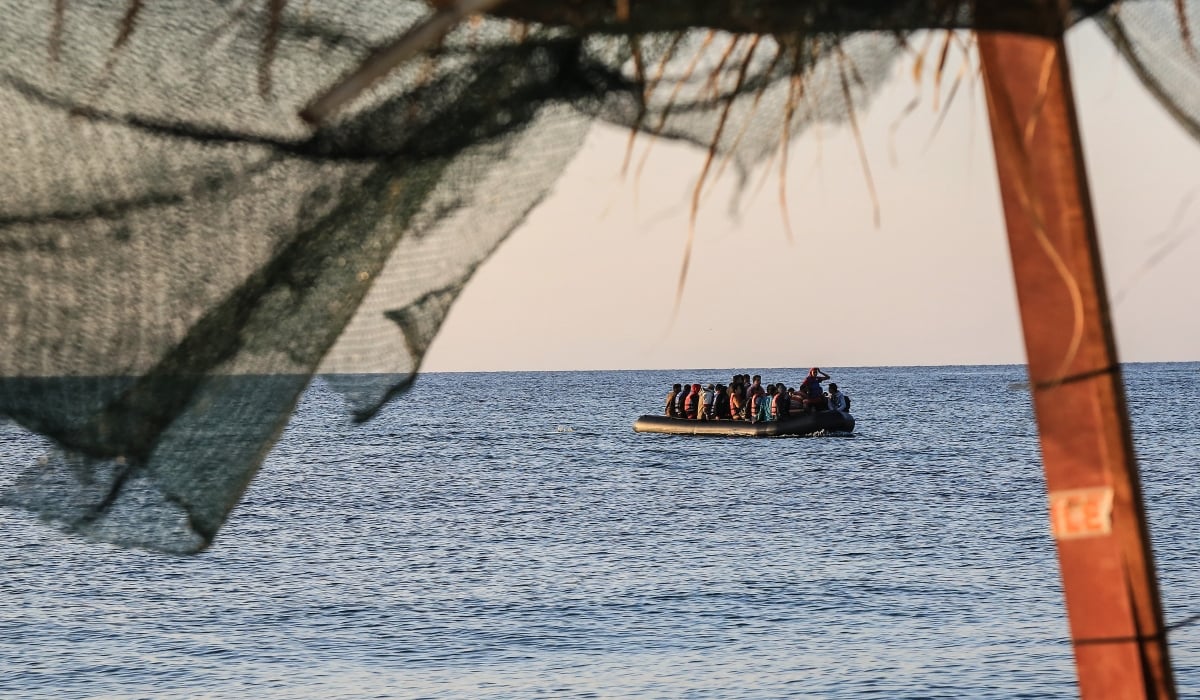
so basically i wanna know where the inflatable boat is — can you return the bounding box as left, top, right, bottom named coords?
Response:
left=633, top=410, right=855, bottom=437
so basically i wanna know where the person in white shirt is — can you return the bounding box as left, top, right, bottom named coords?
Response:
left=700, top=384, right=715, bottom=420
left=827, top=383, right=850, bottom=413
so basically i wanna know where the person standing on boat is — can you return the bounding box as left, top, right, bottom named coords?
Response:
left=827, top=383, right=850, bottom=414
left=800, top=367, right=830, bottom=412
left=665, top=384, right=682, bottom=417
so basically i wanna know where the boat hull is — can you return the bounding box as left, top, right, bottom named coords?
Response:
left=633, top=411, right=854, bottom=437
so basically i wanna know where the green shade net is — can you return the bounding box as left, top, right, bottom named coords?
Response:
left=0, top=0, right=1195, bottom=552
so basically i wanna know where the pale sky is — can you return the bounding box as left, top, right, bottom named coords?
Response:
left=422, top=24, right=1200, bottom=372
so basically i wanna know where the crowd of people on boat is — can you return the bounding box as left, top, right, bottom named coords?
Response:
left=663, top=368, right=851, bottom=423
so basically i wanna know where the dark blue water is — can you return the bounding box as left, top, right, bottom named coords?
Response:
left=3, top=364, right=1200, bottom=698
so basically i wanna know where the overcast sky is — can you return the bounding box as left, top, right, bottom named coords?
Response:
left=422, top=23, right=1200, bottom=372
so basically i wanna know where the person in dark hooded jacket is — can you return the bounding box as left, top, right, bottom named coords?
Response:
left=714, top=385, right=731, bottom=420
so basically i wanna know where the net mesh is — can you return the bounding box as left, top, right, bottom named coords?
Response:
left=1099, top=1, right=1200, bottom=143
left=0, top=0, right=1194, bottom=552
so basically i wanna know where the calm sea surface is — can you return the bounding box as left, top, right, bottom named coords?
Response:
left=3, top=364, right=1200, bottom=698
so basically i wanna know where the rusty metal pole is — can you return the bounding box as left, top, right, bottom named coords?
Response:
left=977, top=11, right=1176, bottom=700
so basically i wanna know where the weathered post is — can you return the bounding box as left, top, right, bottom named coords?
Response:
left=977, top=4, right=1176, bottom=698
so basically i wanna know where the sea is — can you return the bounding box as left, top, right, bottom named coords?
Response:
left=3, top=363, right=1200, bottom=699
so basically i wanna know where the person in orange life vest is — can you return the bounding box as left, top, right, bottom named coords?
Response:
left=747, top=374, right=763, bottom=400
left=747, top=383, right=766, bottom=423
left=773, top=382, right=791, bottom=421
left=727, top=376, right=742, bottom=419
left=759, top=384, right=777, bottom=422
left=766, top=384, right=779, bottom=420
left=728, top=381, right=744, bottom=421
left=683, top=383, right=701, bottom=419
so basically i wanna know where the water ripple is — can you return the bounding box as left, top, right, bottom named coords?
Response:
left=3, top=364, right=1199, bottom=697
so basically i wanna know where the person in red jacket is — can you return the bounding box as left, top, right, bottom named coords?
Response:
left=800, top=367, right=830, bottom=412
left=683, top=383, right=701, bottom=419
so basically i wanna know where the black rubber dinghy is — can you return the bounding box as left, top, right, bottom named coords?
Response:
left=633, top=411, right=855, bottom=437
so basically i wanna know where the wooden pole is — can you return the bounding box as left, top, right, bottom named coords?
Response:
left=977, top=17, right=1176, bottom=700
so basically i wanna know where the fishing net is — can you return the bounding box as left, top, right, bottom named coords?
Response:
left=0, top=0, right=1195, bottom=552
left=1097, top=1, right=1200, bottom=143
